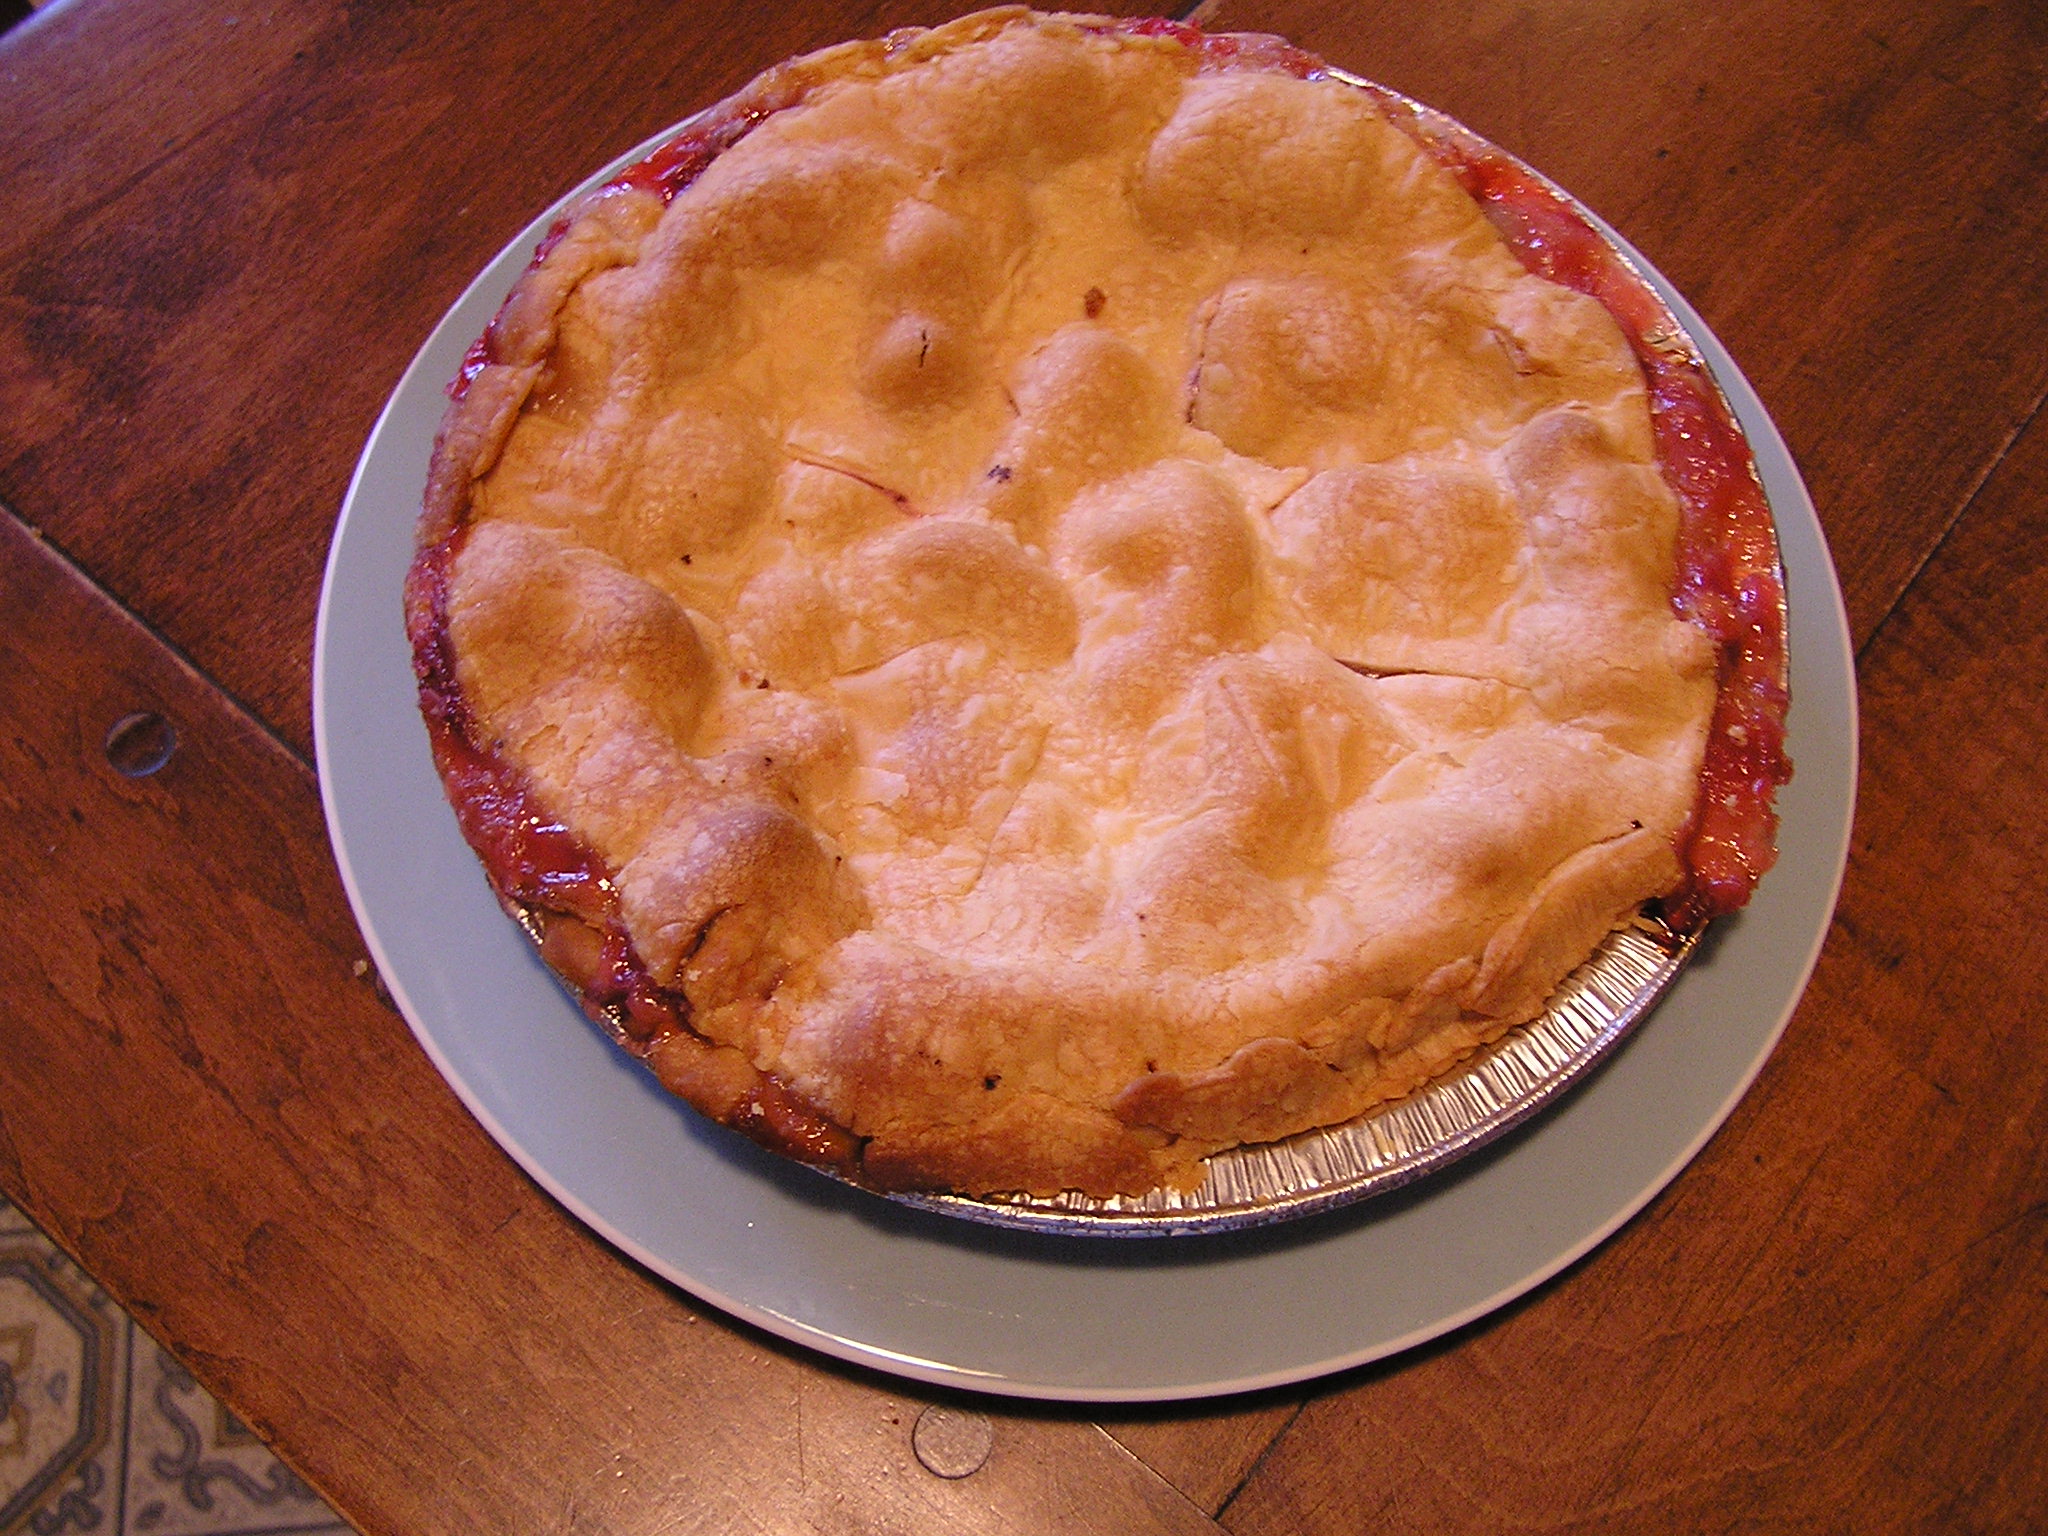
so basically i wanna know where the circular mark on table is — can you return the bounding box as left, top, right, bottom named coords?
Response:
left=104, top=712, right=177, bottom=777
left=912, top=1405, right=993, bottom=1478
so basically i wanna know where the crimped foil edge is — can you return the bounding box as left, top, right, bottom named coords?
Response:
left=886, top=919, right=1698, bottom=1237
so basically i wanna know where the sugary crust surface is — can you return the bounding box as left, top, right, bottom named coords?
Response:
left=417, top=8, right=1723, bottom=1197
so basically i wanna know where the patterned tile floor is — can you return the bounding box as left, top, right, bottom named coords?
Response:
left=0, top=1197, right=354, bottom=1536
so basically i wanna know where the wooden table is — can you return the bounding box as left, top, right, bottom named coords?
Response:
left=3, top=0, right=2043, bottom=1529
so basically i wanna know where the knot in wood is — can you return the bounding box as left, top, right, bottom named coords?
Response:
left=104, top=711, right=177, bottom=777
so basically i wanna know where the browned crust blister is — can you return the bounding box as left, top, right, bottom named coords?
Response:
left=413, top=9, right=1720, bottom=1199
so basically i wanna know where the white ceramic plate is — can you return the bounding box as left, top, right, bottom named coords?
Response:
left=313, top=115, right=1856, bottom=1404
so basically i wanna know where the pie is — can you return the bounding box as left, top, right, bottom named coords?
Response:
left=407, top=8, right=1791, bottom=1200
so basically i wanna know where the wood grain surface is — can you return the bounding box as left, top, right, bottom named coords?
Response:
left=2, top=0, right=2044, bottom=1531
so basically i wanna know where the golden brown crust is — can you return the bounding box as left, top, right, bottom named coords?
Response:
left=415, top=9, right=1726, bottom=1198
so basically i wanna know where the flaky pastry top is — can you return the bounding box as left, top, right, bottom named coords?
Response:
left=418, top=9, right=1719, bottom=1197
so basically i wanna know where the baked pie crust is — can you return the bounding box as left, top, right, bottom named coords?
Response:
left=408, top=9, right=1791, bottom=1199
